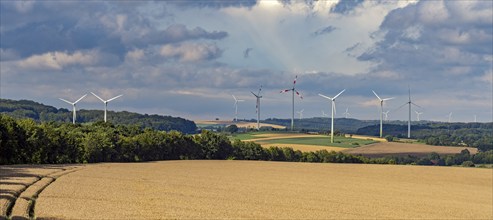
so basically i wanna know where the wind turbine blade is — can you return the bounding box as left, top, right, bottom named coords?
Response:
left=74, top=94, right=87, bottom=104
left=91, top=92, right=105, bottom=102
left=394, top=102, right=408, bottom=112
left=59, top=98, right=73, bottom=105
left=251, top=91, right=259, bottom=97
left=333, top=101, right=337, bottom=115
left=372, top=90, right=382, bottom=101
left=107, top=94, right=123, bottom=102
left=295, top=90, right=303, bottom=99
left=382, top=97, right=395, bottom=101
left=333, top=89, right=345, bottom=99
left=237, top=99, right=244, bottom=102
left=318, top=94, right=332, bottom=100
left=232, top=95, right=237, bottom=101
left=257, top=85, right=262, bottom=96
left=293, top=75, right=297, bottom=85
left=280, top=89, right=290, bottom=93
left=411, top=102, right=422, bottom=108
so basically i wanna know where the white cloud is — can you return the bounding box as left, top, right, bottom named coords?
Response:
left=159, top=42, right=222, bottom=62
left=16, top=50, right=108, bottom=70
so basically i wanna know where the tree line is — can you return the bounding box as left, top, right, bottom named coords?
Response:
left=0, top=99, right=197, bottom=134
left=2, top=114, right=492, bottom=167
left=357, top=123, right=493, bottom=152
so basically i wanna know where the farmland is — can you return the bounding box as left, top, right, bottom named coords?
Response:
left=7, top=161, right=490, bottom=219
left=344, top=142, right=479, bottom=158
left=232, top=132, right=376, bottom=152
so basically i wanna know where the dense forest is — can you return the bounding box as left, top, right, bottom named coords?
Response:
left=0, top=99, right=197, bottom=134
left=356, top=123, right=493, bottom=152
left=1, top=114, right=491, bottom=166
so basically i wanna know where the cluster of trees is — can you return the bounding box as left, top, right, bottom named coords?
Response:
left=358, top=123, right=493, bottom=152
left=1, top=114, right=492, bottom=167
left=0, top=99, right=197, bottom=133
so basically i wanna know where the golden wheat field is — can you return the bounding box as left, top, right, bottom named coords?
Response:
left=20, top=161, right=491, bottom=219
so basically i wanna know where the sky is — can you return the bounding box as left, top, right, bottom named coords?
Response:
left=1, top=0, right=492, bottom=123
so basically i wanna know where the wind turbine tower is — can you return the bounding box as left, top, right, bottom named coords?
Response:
left=280, top=76, right=302, bottom=131
left=398, top=87, right=421, bottom=138
left=231, top=95, right=244, bottom=122
left=91, top=92, right=123, bottom=123
left=59, top=94, right=87, bottom=124
left=448, top=112, right=453, bottom=123
left=372, top=90, right=394, bottom=138
left=251, top=85, right=263, bottom=130
left=319, top=89, right=345, bottom=143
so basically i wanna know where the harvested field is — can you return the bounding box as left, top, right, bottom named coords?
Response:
left=0, top=165, right=82, bottom=219
left=195, top=120, right=286, bottom=129
left=343, top=142, right=479, bottom=158
left=35, top=161, right=492, bottom=219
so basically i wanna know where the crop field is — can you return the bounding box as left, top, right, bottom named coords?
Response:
left=19, top=161, right=492, bottom=219
left=343, top=142, right=479, bottom=158
left=232, top=132, right=376, bottom=152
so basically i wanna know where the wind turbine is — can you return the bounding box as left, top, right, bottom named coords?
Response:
left=251, top=85, right=262, bottom=130
left=372, top=90, right=394, bottom=138
left=447, top=112, right=453, bottom=123
left=396, top=86, right=421, bottom=138
left=59, top=94, right=87, bottom=124
left=91, top=92, right=123, bottom=123
left=297, top=109, right=304, bottom=120
left=474, top=115, right=477, bottom=123
left=415, top=110, right=423, bottom=121
left=343, top=107, right=350, bottom=119
left=280, top=75, right=303, bottom=131
left=319, top=89, right=345, bottom=143
left=231, top=95, right=244, bottom=122
left=321, top=110, right=328, bottom=117
left=383, top=110, right=390, bottom=121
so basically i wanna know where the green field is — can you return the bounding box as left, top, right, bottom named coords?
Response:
left=257, top=136, right=377, bottom=148
left=231, top=132, right=280, bottom=140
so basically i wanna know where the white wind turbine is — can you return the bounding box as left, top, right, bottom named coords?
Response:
left=280, top=75, right=303, bottom=131
left=319, top=89, right=345, bottom=143
left=59, top=94, right=87, bottom=124
left=297, top=109, right=304, bottom=120
left=321, top=110, right=328, bottom=117
left=91, top=92, right=123, bottom=123
left=372, top=90, right=394, bottom=138
left=231, top=95, right=244, bottom=122
left=343, top=107, right=350, bottom=119
left=415, top=110, right=423, bottom=121
left=396, top=86, right=421, bottom=138
left=251, top=85, right=262, bottom=130
left=447, top=112, right=453, bottom=123
left=383, top=110, right=390, bottom=121
left=474, top=115, right=477, bottom=123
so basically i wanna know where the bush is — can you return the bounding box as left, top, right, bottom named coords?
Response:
left=461, top=161, right=475, bottom=167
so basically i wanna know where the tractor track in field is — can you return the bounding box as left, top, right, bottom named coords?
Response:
left=0, top=166, right=83, bottom=220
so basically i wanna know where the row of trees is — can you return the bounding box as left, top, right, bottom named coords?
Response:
left=0, top=99, right=197, bottom=134
left=1, top=114, right=492, bottom=166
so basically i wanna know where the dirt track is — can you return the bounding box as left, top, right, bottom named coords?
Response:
left=24, top=161, right=493, bottom=219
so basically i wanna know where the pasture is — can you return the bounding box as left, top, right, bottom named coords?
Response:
left=19, top=161, right=493, bottom=219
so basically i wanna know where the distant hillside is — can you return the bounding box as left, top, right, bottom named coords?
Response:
left=0, top=99, right=197, bottom=134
